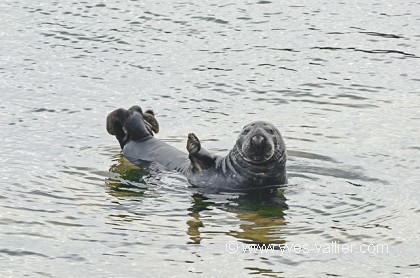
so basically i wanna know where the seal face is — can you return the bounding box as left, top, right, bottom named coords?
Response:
left=235, top=121, right=285, bottom=164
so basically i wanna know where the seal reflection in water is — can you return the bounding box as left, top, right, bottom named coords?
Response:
left=106, top=105, right=287, bottom=192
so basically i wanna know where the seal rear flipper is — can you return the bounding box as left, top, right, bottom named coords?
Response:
left=187, top=133, right=216, bottom=172
left=124, top=107, right=153, bottom=141
left=106, top=108, right=130, bottom=149
left=106, top=106, right=159, bottom=149
left=127, top=106, right=160, bottom=136
left=143, top=109, right=159, bottom=135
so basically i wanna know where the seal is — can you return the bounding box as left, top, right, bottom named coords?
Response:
left=106, top=106, right=287, bottom=191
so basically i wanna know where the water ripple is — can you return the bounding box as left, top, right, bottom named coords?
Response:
left=312, top=46, right=419, bottom=59
left=0, top=249, right=49, bottom=258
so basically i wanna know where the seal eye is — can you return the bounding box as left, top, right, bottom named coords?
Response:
left=242, top=128, right=250, bottom=135
left=267, top=128, right=274, bottom=135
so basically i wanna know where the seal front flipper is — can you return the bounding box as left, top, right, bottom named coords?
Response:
left=187, top=133, right=216, bottom=172
left=187, top=133, right=201, bottom=154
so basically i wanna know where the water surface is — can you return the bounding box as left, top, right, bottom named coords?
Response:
left=1, top=0, right=419, bottom=277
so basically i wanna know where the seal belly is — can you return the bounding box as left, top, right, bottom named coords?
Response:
left=123, top=137, right=191, bottom=174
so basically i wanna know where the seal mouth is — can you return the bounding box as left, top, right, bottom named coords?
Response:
left=244, top=154, right=272, bottom=163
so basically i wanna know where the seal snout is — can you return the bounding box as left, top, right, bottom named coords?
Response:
left=251, top=134, right=266, bottom=151
left=242, top=130, right=274, bottom=163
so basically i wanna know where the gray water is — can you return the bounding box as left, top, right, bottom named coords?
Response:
left=1, top=0, right=420, bottom=277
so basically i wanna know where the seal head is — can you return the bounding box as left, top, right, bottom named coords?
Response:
left=235, top=121, right=286, bottom=164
